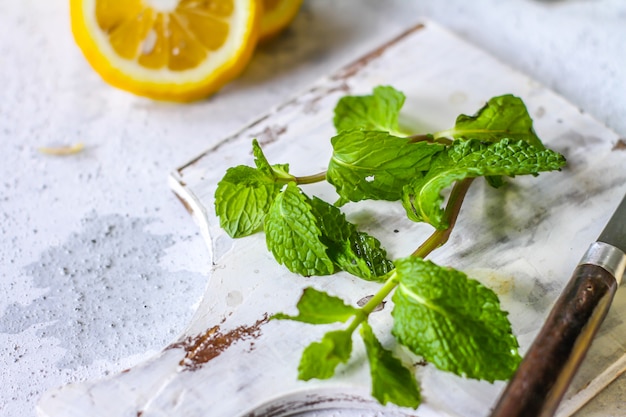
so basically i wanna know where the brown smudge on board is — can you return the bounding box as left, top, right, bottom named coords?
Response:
left=174, top=113, right=274, bottom=175
left=331, top=24, right=425, bottom=81
left=171, top=315, right=269, bottom=371
left=613, top=138, right=626, bottom=151
left=302, top=82, right=351, bottom=115
left=252, top=125, right=288, bottom=147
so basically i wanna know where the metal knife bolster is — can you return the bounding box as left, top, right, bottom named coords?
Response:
left=580, top=241, right=626, bottom=284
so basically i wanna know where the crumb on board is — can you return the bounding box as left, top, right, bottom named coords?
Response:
left=38, top=142, right=85, bottom=156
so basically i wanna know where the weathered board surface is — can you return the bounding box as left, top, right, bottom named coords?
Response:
left=38, top=21, right=626, bottom=417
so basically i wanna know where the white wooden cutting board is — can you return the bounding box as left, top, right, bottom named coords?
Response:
left=38, top=21, right=626, bottom=417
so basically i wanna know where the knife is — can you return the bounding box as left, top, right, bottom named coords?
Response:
left=490, top=194, right=626, bottom=417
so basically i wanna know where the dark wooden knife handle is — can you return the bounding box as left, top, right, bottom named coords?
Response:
left=489, top=263, right=618, bottom=417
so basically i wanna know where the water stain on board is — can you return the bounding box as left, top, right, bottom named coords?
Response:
left=171, top=315, right=269, bottom=371
left=0, top=212, right=205, bottom=369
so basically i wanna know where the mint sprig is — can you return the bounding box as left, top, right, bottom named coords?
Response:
left=214, top=86, right=566, bottom=410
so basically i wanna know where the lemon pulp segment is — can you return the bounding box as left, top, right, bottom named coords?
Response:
left=95, top=0, right=234, bottom=71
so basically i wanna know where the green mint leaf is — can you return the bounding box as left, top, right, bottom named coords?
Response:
left=215, top=140, right=294, bottom=238
left=253, top=139, right=294, bottom=181
left=215, top=165, right=283, bottom=238
left=437, top=95, right=544, bottom=149
left=252, top=138, right=275, bottom=177
left=391, top=257, right=521, bottom=382
left=328, top=130, right=444, bottom=204
left=485, top=175, right=506, bottom=188
left=265, top=183, right=336, bottom=276
left=273, top=287, right=358, bottom=324
left=310, top=197, right=394, bottom=281
left=263, top=185, right=393, bottom=279
left=402, top=138, right=566, bottom=229
left=333, top=86, right=406, bottom=135
left=335, top=232, right=395, bottom=281
left=361, top=321, right=421, bottom=408
left=298, top=329, right=353, bottom=380
left=270, top=163, right=292, bottom=181
left=308, top=196, right=353, bottom=242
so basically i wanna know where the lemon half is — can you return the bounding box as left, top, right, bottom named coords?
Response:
left=71, top=0, right=261, bottom=101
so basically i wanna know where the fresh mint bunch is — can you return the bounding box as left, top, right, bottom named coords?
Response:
left=214, top=86, right=566, bottom=410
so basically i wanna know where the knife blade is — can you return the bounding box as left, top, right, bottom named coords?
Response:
left=490, top=194, right=626, bottom=417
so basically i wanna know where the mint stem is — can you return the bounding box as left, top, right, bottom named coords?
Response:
left=347, top=178, right=474, bottom=333
left=411, top=178, right=474, bottom=258
left=432, top=129, right=453, bottom=140
left=408, top=133, right=453, bottom=145
left=293, top=171, right=327, bottom=184
left=346, top=270, right=399, bottom=333
left=408, top=134, right=433, bottom=142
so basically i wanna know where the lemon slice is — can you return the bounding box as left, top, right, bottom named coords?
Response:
left=71, top=0, right=261, bottom=101
left=259, top=0, right=303, bottom=41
